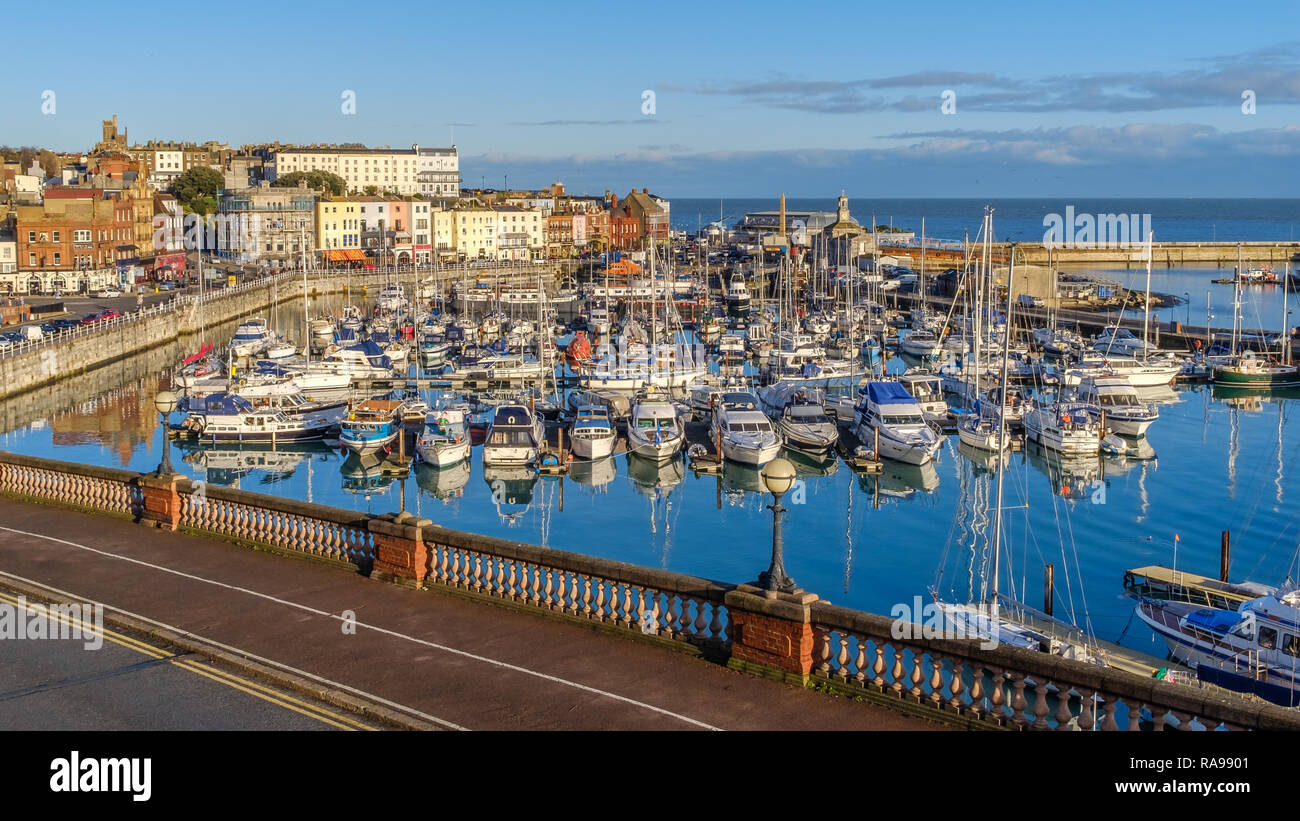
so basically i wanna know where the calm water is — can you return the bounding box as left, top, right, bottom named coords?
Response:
left=671, top=198, right=1300, bottom=244
left=2, top=297, right=1299, bottom=660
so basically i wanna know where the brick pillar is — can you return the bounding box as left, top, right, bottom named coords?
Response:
left=725, top=584, right=820, bottom=685
left=368, top=512, right=433, bottom=587
left=137, top=473, right=182, bottom=531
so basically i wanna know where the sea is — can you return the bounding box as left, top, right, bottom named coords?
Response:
left=2, top=198, right=1299, bottom=661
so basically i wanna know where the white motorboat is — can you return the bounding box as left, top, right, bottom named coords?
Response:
left=481, top=403, right=545, bottom=467
left=626, top=389, right=685, bottom=461
left=897, top=370, right=949, bottom=425
left=1060, top=354, right=1181, bottom=388
left=416, top=406, right=472, bottom=467
left=1072, top=374, right=1159, bottom=437
left=757, top=384, right=838, bottom=455
left=853, top=381, right=943, bottom=465
left=709, top=391, right=781, bottom=466
left=569, top=405, right=617, bottom=460
left=1093, top=327, right=1159, bottom=358
left=1021, top=400, right=1101, bottom=455
left=176, top=393, right=338, bottom=443
left=900, top=329, right=944, bottom=358
left=228, top=318, right=272, bottom=358
left=725, top=273, right=751, bottom=312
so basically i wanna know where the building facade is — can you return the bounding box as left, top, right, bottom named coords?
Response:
left=218, top=182, right=315, bottom=267
left=415, top=146, right=459, bottom=198
left=272, top=147, right=421, bottom=195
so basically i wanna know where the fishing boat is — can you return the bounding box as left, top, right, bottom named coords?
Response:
left=568, top=405, right=618, bottom=460
left=852, top=381, right=943, bottom=465
left=709, top=391, right=781, bottom=466
left=626, top=388, right=686, bottom=462
left=1072, top=375, right=1159, bottom=436
left=725, top=272, right=751, bottom=312
left=1211, top=351, right=1300, bottom=389
left=481, top=403, right=545, bottom=467
left=339, top=399, right=409, bottom=455
left=415, top=406, right=471, bottom=468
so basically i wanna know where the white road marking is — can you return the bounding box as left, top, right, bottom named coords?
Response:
left=0, top=524, right=721, bottom=730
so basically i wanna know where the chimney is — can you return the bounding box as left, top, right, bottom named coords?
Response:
left=779, top=192, right=786, bottom=237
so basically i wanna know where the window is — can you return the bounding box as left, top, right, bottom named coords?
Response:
left=28, top=252, right=36, bottom=266
left=1259, top=626, right=1278, bottom=649
left=52, top=253, right=60, bottom=266
left=27, top=231, right=35, bottom=243
left=1284, top=633, right=1300, bottom=657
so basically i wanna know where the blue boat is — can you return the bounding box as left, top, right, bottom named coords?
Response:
left=338, top=399, right=409, bottom=455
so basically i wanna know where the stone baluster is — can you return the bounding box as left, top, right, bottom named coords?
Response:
left=621, top=584, right=636, bottom=628
left=853, top=636, right=868, bottom=688
left=660, top=593, right=675, bottom=638
left=1009, top=673, right=1030, bottom=727
left=693, top=600, right=708, bottom=638
left=872, top=641, right=886, bottom=689
left=555, top=570, right=568, bottom=611
left=1031, top=678, right=1052, bottom=729
left=708, top=602, right=724, bottom=641
left=1055, top=686, right=1075, bottom=730
left=890, top=647, right=905, bottom=694
left=451, top=550, right=462, bottom=587
left=1103, top=698, right=1121, bottom=731
left=949, top=659, right=965, bottom=712
left=595, top=578, right=607, bottom=621
left=929, top=654, right=945, bottom=708
left=815, top=626, right=832, bottom=678
left=908, top=651, right=925, bottom=698
left=1076, top=689, right=1096, bottom=732
left=543, top=568, right=555, bottom=609
left=506, top=560, right=517, bottom=599
left=581, top=576, right=593, bottom=618
left=988, top=666, right=1006, bottom=723
left=836, top=634, right=850, bottom=682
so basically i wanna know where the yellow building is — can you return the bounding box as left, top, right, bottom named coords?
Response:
left=452, top=206, right=498, bottom=261
left=314, top=196, right=363, bottom=265
left=431, top=208, right=457, bottom=262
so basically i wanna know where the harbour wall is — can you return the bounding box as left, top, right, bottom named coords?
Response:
left=0, top=264, right=566, bottom=404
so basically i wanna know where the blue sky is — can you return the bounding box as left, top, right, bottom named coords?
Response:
left=2, top=0, right=1298, bottom=197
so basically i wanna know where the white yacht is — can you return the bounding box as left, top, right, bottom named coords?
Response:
left=725, top=273, right=751, bottom=312
left=1021, top=400, right=1101, bottom=455
left=482, top=404, right=545, bottom=467
left=1060, top=353, right=1181, bottom=388
left=626, top=389, right=685, bottom=461
left=228, top=318, right=272, bottom=358
left=899, top=329, right=944, bottom=358
left=710, top=391, right=781, bottom=466
left=853, top=381, right=943, bottom=465
left=1093, top=327, right=1158, bottom=358
left=1072, top=375, right=1159, bottom=437
left=757, top=384, right=838, bottom=455
left=416, top=406, right=472, bottom=468
left=569, top=405, right=618, bottom=461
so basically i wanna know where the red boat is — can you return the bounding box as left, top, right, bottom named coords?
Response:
left=566, top=331, right=593, bottom=374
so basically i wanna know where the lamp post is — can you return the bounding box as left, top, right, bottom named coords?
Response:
left=153, top=390, right=178, bottom=476
left=758, top=457, right=798, bottom=594
left=1185, top=292, right=1190, bottom=327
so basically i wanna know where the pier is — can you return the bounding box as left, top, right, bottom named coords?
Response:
left=880, top=240, right=1300, bottom=269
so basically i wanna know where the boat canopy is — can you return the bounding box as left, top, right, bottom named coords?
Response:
left=491, top=405, right=535, bottom=428
left=183, top=393, right=254, bottom=415
left=867, top=381, right=918, bottom=405
left=1185, top=608, right=1239, bottom=634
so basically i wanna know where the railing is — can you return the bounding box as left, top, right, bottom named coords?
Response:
left=806, top=601, right=1297, bottom=731
left=0, top=452, right=142, bottom=517
left=175, top=478, right=375, bottom=566
left=3, top=449, right=1298, bottom=731
left=418, top=526, right=731, bottom=650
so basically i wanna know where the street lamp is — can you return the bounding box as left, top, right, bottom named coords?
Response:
left=153, top=390, right=178, bottom=476
left=1184, top=292, right=1190, bottom=327
left=758, top=457, right=798, bottom=594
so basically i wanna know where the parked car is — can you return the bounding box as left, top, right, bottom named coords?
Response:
left=39, top=322, right=58, bottom=335
left=80, top=313, right=101, bottom=325
left=99, top=309, right=121, bottom=320
left=53, top=318, right=80, bottom=330
left=94, top=288, right=123, bottom=298
left=19, top=325, right=43, bottom=341
left=1, top=331, right=23, bottom=343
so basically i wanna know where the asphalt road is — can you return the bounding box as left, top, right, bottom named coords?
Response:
left=0, top=586, right=383, bottom=731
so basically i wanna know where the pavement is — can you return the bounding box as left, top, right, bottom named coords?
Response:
left=0, top=496, right=942, bottom=731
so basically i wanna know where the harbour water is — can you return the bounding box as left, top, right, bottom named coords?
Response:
left=1, top=294, right=1298, bottom=662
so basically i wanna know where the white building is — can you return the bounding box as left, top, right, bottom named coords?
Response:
left=492, top=206, right=544, bottom=261
left=415, top=146, right=459, bottom=198
left=271, top=147, right=420, bottom=195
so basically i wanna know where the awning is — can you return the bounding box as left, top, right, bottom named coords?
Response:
left=324, top=249, right=366, bottom=262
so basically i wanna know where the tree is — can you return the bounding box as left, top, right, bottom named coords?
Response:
left=273, top=170, right=345, bottom=196
left=38, top=149, right=60, bottom=179
left=363, top=185, right=378, bottom=196
left=174, top=166, right=224, bottom=210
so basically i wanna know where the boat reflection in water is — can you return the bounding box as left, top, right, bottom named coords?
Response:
left=178, top=441, right=330, bottom=488
left=626, top=453, right=684, bottom=498
left=1023, top=441, right=1101, bottom=503
left=482, top=464, right=538, bottom=525
left=785, top=447, right=839, bottom=478
left=341, top=451, right=408, bottom=501
left=955, top=440, right=1009, bottom=475
left=856, top=459, right=940, bottom=501
left=568, top=455, right=617, bottom=491
left=415, top=460, right=470, bottom=502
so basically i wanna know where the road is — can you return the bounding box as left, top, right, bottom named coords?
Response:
left=0, top=584, right=386, bottom=731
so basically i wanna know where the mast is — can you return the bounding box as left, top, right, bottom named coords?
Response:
left=1282, top=262, right=1291, bottom=366
left=990, top=241, right=1015, bottom=624
left=301, top=226, right=309, bottom=363
left=1141, top=229, right=1153, bottom=358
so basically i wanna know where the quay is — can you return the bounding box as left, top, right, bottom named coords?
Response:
left=880, top=240, right=1300, bottom=269
left=1, top=449, right=1295, bottom=731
